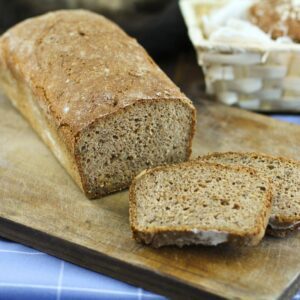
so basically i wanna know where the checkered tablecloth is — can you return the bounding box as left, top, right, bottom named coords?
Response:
left=0, top=238, right=165, bottom=300
left=0, top=115, right=300, bottom=300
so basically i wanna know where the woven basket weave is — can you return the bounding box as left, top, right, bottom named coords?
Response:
left=180, top=0, right=300, bottom=111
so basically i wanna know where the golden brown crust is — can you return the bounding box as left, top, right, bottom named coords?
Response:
left=200, top=150, right=300, bottom=167
left=0, top=10, right=191, bottom=141
left=129, top=160, right=272, bottom=247
left=186, top=106, right=196, bottom=159
left=0, top=10, right=196, bottom=198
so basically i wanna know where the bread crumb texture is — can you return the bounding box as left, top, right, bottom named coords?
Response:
left=201, top=152, right=300, bottom=226
left=130, top=162, right=271, bottom=247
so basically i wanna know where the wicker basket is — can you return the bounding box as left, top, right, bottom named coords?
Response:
left=179, top=0, right=300, bottom=111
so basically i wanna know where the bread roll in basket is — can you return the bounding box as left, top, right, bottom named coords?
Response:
left=180, top=0, right=300, bottom=111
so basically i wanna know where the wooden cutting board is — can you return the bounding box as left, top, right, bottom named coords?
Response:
left=1, top=93, right=300, bottom=300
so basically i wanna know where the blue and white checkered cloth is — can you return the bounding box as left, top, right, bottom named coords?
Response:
left=0, top=115, right=300, bottom=300
left=0, top=238, right=165, bottom=300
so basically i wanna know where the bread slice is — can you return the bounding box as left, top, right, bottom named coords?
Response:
left=200, top=152, right=300, bottom=237
left=0, top=10, right=196, bottom=199
left=129, top=161, right=272, bottom=248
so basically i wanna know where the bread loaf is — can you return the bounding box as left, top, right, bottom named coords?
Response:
left=200, top=152, right=300, bottom=237
left=0, top=10, right=196, bottom=199
left=249, top=0, right=300, bottom=42
left=129, top=161, right=272, bottom=248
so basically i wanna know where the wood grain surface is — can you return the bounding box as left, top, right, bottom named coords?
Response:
left=1, top=93, right=300, bottom=300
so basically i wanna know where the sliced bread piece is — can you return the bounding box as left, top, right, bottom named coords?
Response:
left=200, top=152, right=300, bottom=237
left=129, top=161, right=272, bottom=248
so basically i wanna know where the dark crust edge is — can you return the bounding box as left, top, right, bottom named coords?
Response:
left=267, top=223, right=300, bottom=238
left=129, top=161, right=273, bottom=248
left=199, top=151, right=300, bottom=231
left=75, top=97, right=196, bottom=199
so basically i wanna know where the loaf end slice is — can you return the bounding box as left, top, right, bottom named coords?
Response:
left=129, top=161, right=272, bottom=248
left=200, top=152, right=300, bottom=237
left=75, top=99, right=195, bottom=198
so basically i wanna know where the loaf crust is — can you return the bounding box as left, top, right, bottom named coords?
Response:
left=0, top=10, right=196, bottom=198
left=129, top=161, right=273, bottom=248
